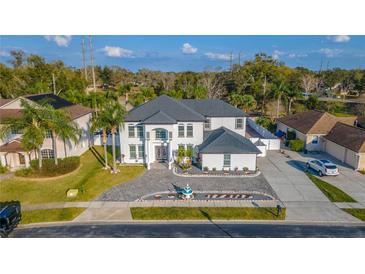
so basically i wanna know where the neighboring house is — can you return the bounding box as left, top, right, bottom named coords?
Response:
left=323, top=122, right=365, bottom=170
left=276, top=110, right=356, bottom=151
left=119, top=95, right=262, bottom=171
left=0, top=93, right=94, bottom=170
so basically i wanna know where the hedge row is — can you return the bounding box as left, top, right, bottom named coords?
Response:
left=15, top=157, right=80, bottom=178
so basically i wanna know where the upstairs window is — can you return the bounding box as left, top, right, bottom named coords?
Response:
left=223, top=154, right=231, bottom=167
left=155, top=129, right=167, bottom=140
left=186, top=124, right=193, bottom=137
left=45, top=129, right=53, bottom=139
left=137, top=126, right=144, bottom=138
left=128, top=125, right=135, bottom=138
left=235, top=118, right=243, bottom=129
left=178, top=124, right=185, bottom=138
left=204, top=118, right=211, bottom=130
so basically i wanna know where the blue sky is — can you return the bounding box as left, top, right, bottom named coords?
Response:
left=1, top=35, right=364, bottom=71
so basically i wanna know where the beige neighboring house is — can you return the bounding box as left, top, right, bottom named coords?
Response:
left=276, top=110, right=356, bottom=151
left=323, top=122, right=365, bottom=170
left=0, top=93, right=94, bottom=170
left=276, top=110, right=365, bottom=170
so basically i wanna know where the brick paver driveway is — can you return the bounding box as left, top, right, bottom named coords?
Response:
left=97, top=169, right=278, bottom=201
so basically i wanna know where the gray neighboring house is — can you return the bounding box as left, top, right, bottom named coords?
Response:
left=119, top=95, right=261, bottom=171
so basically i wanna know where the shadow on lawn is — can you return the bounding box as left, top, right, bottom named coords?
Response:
left=90, top=147, right=106, bottom=167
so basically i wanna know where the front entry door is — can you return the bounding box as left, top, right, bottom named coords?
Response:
left=18, top=153, right=26, bottom=165
left=155, top=146, right=168, bottom=161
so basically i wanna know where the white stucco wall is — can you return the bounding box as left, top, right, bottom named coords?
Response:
left=208, top=117, right=246, bottom=136
left=201, top=153, right=257, bottom=171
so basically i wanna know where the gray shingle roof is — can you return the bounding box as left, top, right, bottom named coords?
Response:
left=142, top=110, right=176, bottom=124
left=125, top=95, right=205, bottom=122
left=254, top=139, right=266, bottom=146
left=180, top=99, right=246, bottom=117
left=198, top=127, right=261, bottom=154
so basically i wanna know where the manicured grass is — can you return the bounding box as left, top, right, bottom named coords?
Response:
left=306, top=172, right=356, bottom=203
left=342, top=209, right=365, bottom=221
left=131, top=207, right=286, bottom=220
left=0, top=146, right=145, bottom=204
left=21, top=208, right=85, bottom=224
left=330, top=112, right=355, bottom=117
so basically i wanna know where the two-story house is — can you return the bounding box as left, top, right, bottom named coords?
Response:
left=0, top=93, right=94, bottom=170
left=120, top=95, right=261, bottom=171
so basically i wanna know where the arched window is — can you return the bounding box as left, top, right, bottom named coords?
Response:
left=155, top=128, right=167, bottom=140
left=41, top=149, right=54, bottom=159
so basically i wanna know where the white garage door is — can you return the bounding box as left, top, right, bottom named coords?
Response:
left=345, top=149, right=358, bottom=169
left=325, top=140, right=345, bottom=162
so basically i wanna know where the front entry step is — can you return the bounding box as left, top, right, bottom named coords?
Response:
left=150, top=162, right=169, bottom=169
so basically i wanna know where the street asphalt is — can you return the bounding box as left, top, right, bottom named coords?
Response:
left=10, top=222, right=365, bottom=238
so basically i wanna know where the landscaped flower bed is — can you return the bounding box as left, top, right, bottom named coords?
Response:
left=15, top=157, right=80, bottom=178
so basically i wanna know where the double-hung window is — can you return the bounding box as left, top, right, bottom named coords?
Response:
left=223, top=154, right=231, bottom=167
left=178, top=124, right=185, bottom=138
left=235, top=118, right=243, bottom=129
left=45, top=129, right=53, bottom=139
left=41, top=149, right=54, bottom=159
left=129, top=145, right=136, bottom=159
left=128, top=125, right=135, bottom=138
left=137, top=126, right=144, bottom=138
left=186, top=124, right=193, bottom=137
left=138, top=144, right=144, bottom=159
left=204, top=118, right=211, bottom=130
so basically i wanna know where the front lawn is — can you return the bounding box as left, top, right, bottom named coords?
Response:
left=21, top=208, right=85, bottom=224
left=0, top=146, right=145, bottom=204
left=342, top=209, right=365, bottom=221
left=306, top=172, right=356, bottom=203
left=131, top=207, right=286, bottom=220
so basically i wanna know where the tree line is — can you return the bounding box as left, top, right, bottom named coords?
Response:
left=1, top=50, right=365, bottom=116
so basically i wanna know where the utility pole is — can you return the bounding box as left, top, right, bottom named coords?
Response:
left=52, top=73, right=56, bottom=94
left=229, top=52, right=233, bottom=73
left=81, top=36, right=88, bottom=81
left=88, top=35, right=97, bottom=92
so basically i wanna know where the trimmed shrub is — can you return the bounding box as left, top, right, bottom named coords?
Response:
left=289, top=139, right=305, bottom=152
left=15, top=168, right=33, bottom=177
left=25, top=156, right=80, bottom=177
left=0, top=164, right=8, bottom=174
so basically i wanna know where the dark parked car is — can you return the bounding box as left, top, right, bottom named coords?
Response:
left=0, top=203, right=21, bottom=238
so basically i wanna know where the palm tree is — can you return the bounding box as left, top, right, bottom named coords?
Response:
left=91, top=112, right=110, bottom=169
left=241, top=94, right=257, bottom=112
left=44, top=105, right=81, bottom=165
left=229, top=93, right=244, bottom=108
left=0, top=99, right=47, bottom=169
left=96, top=101, right=125, bottom=173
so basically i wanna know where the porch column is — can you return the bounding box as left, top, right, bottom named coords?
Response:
left=168, top=131, right=173, bottom=169
left=24, top=153, right=30, bottom=168
left=145, top=131, right=151, bottom=170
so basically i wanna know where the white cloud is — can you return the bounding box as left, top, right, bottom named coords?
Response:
left=330, top=35, right=351, bottom=43
left=102, top=46, right=134, bottom=58
left=320, top=48, right=343, bottom=57
left=205, top=52, right=231, bottom=61
left=272, top=50, right=284, bottom=60
left=181, top=43, right=197, bottom=54
left=0, top=50, right=10, bottom=57
left=288, top=53, right=308, bottom=58
left=44, top=35, right=72, bottom=47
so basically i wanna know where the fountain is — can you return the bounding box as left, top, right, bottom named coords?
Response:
left=181, top=184, right=193, bottom=200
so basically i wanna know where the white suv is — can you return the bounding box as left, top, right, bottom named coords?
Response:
left=306, top=159, right=339, bottom=176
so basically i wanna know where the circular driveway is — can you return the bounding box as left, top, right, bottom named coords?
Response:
left=97, top=169, right=278, bottom=201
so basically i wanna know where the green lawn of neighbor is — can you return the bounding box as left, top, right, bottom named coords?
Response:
left=306, top=172, right=356, bottom=203
left=0, top=146, right=145, bottom=205
left=21, top=208, right=85, bottom=224
left=131, top=207, right=286, bottom=220
left=342, top=209, right=365, bottom=222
